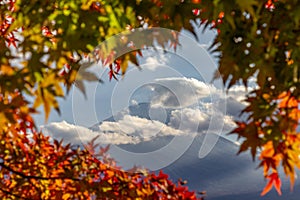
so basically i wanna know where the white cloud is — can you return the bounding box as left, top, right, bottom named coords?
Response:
left=150, top=77, right=218, bottom=108
left=168, top=107, right=236, bottom=135
left=142, top=51, right=169, bottom=71
left=145, top=57, right=163, bottom=66
left=42, top=114, right=184, bottom=146
left=97, top=115, right=184, bottom=139
left=147, top=77, right=250, bottom=118
left=169, top=108, right=209, bottom=132
left=43, top=77, right=251, bottom=146
left=226, top=85, right=249, bottom=103
left=42, top=121, right=138, bottom=145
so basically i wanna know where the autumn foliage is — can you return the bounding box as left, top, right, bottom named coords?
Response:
left=1, top=0, right=300, bottom=198
left=1, top=120, right=199, bottom=199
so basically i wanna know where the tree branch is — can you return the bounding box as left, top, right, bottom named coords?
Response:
left=0, top=162, right=81, bottom=181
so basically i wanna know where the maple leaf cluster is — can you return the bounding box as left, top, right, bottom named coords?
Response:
left=1, top=118, right=201, bottom=199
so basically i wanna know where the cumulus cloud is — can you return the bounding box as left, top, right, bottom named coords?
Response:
left=147, top=77, right=250, bottom=117
left=145, top=77, right=249, bottom=136
left=168, top=107, right=236, bottom=135
left=42, top=121, right=138, bottom=145
left=43, top=77, right=251, bottom=146
left=42, top=114, right=184, bottom=146
left=97, top=115, right=184, bottom=139
left=150, top=77, right=218, bottom=108
left=169, top=108, right=209, bottom=131
left=142, top=51, right=168, bottom=71
left=226, top=85, right=249, bottom=103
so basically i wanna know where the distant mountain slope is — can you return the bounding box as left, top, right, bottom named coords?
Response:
left=161, top=133, right=300, bottom=200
